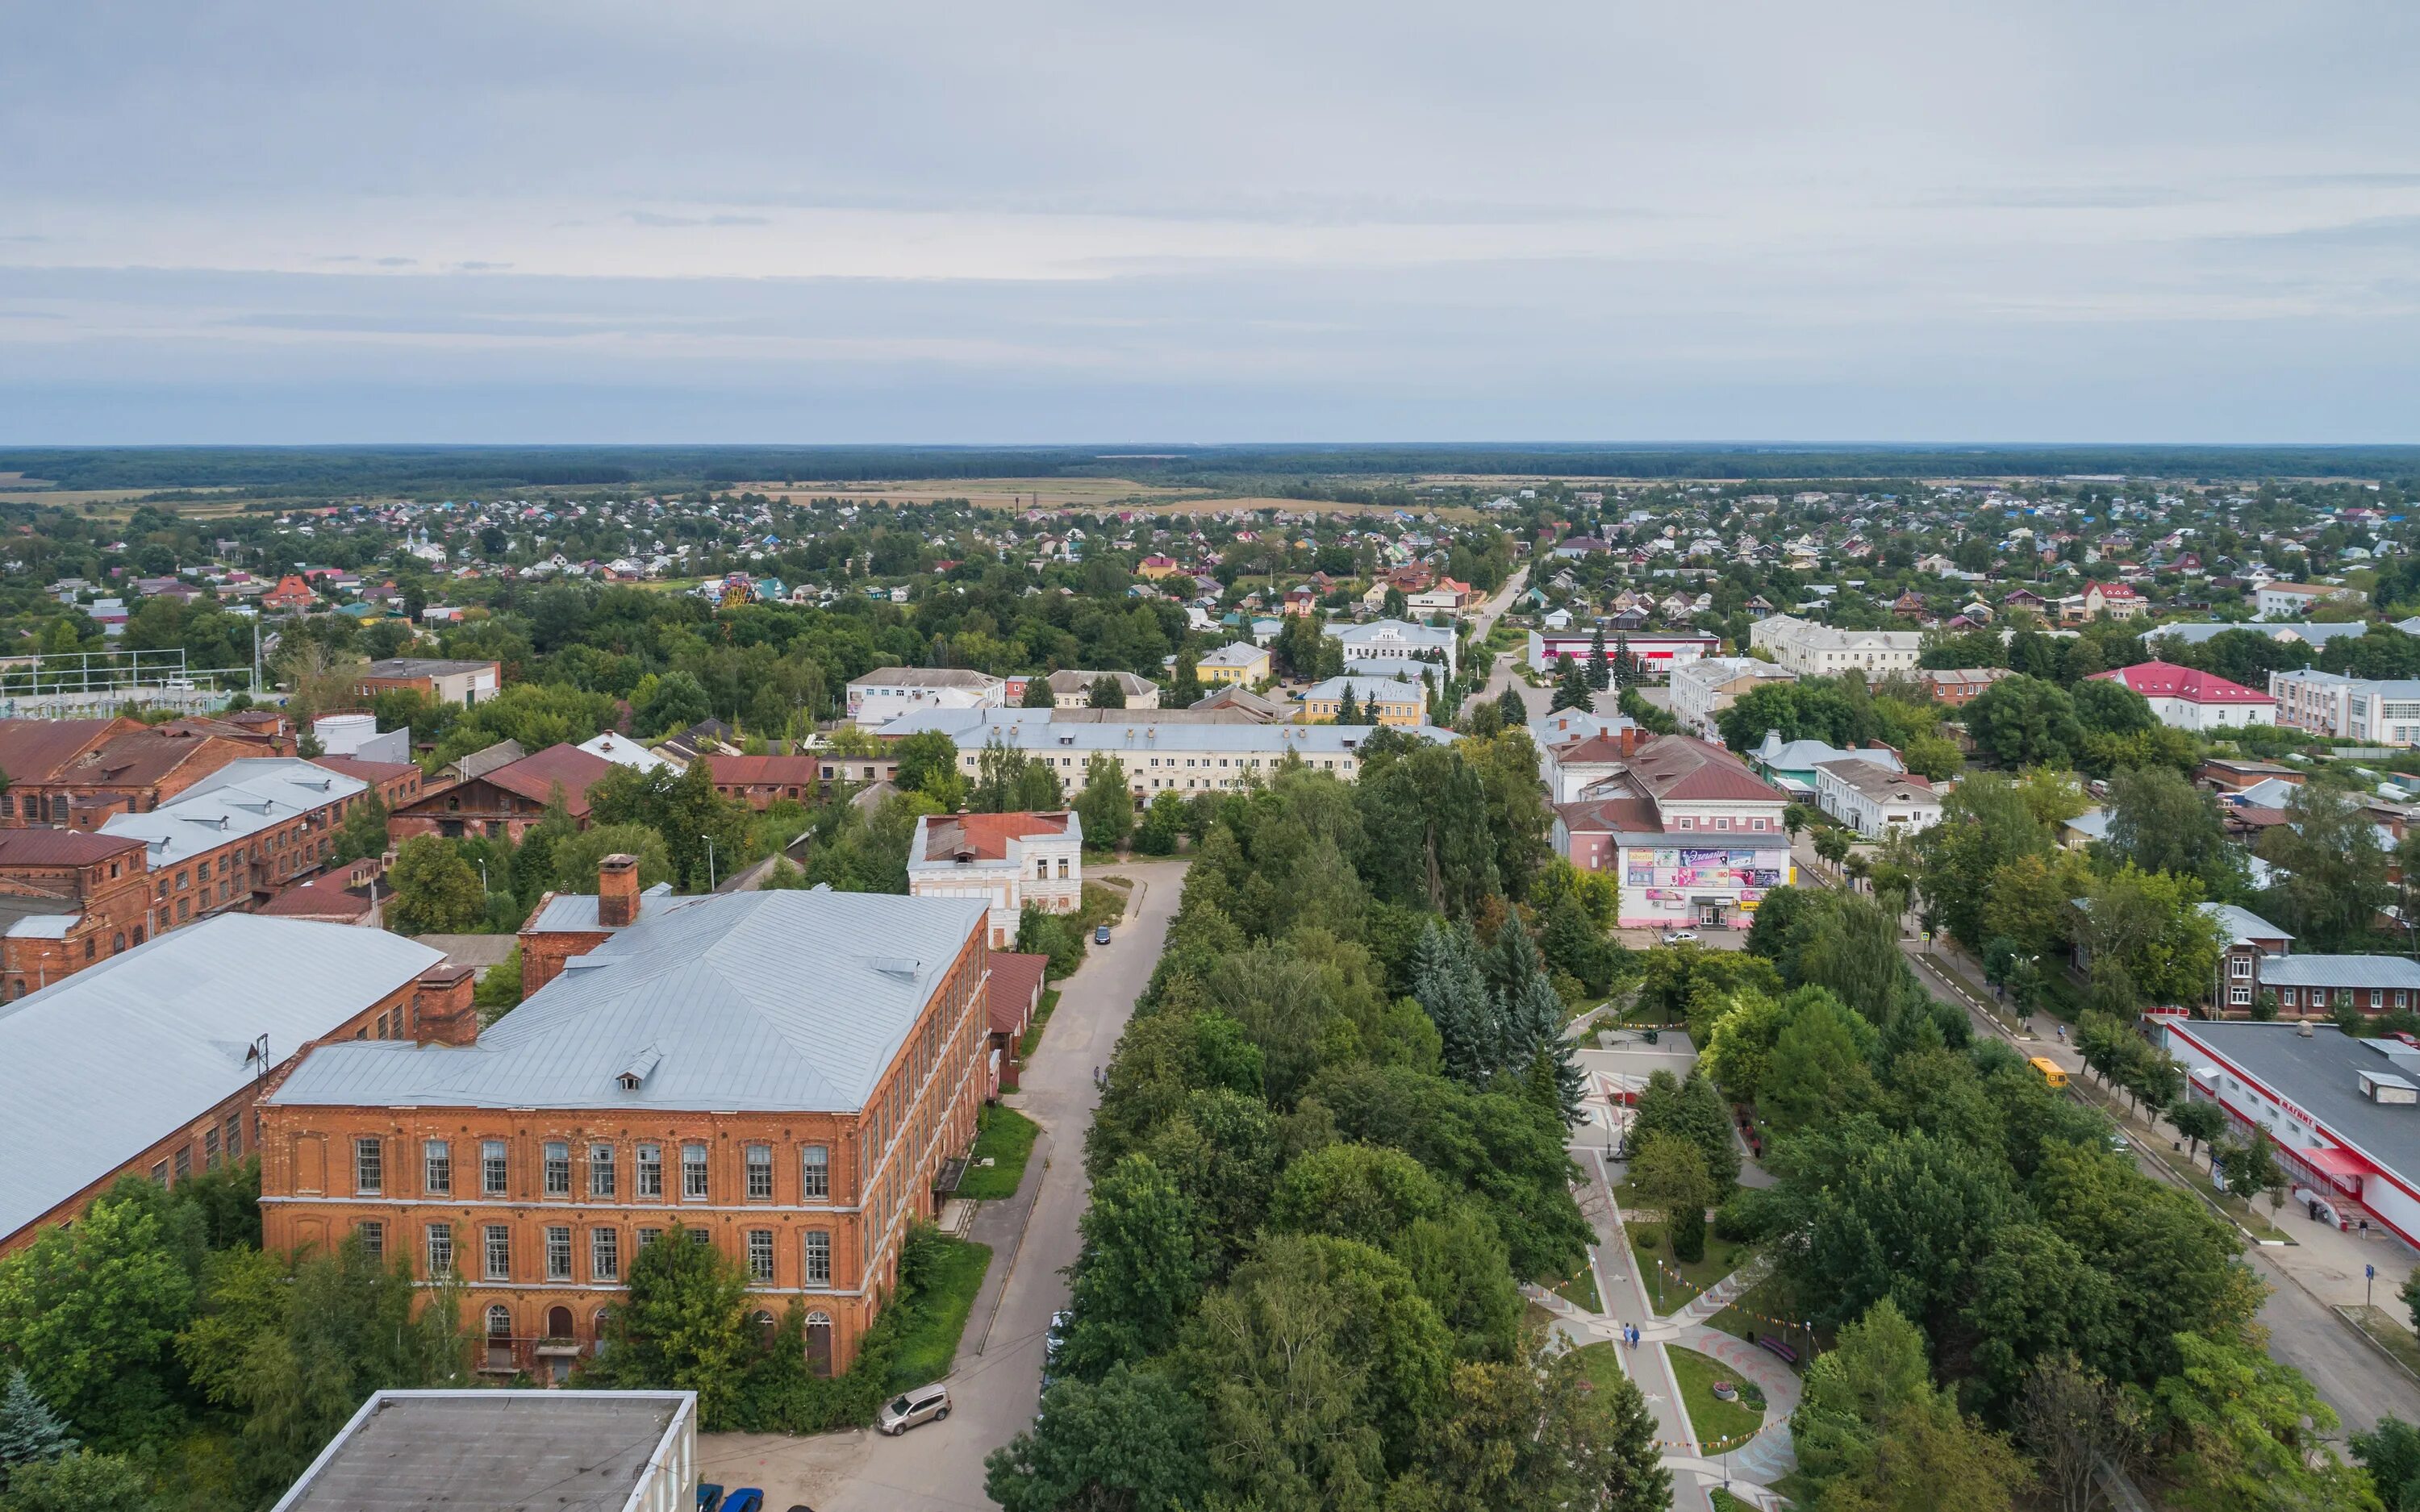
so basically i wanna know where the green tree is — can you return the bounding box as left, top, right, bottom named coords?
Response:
left=508, top=789, right=578, bottom=904
left=1021, top=674, right=1056, bottom=709
left=0, top=1188, right=199, bottom=1448
left=2077, top=864, right=2224, bottom=1009
left=552, top=822, right=675, bottom=893
left=1629, top=1132, right=1713, bottom=1264
left=2155, top=1331, right=2368, bottom=1512
left=984, top=1363, right=1209, bottom=1512
left=386, top=835, right=487, bottom=934
left=1076, top=755, right=1134, bottom=852
left=635, top=669, right=712, bottom=735
left=330, top=788, right=390, bottom=866
left=2172, top=1099, right=2227, bottom=1165
left=2351, top=1415, right=2420, bottom=1512
left=891, top=729, right=964, bottom=806
left=1062, top=1156, right=1203, bottom=1381
left=2105, top=766, right=2243, bottom=897
left=1268, top=1144, right=1447, bottom=1252
left=1964, top=675, right=2084, bottom=768
left=1089, top=673, right=1129, bottom=710
left=0, top=1451, right=156, bottom=1512
left=1762, top=989, right=1880, bottom=1131
left=585, top=1223, right=753, bottom=1427
left=0, top=1370, right=75, bottom=1486
left=2259, top=785, right=2393, bottom=952
left=1135, top=790, right=1186, bottom=856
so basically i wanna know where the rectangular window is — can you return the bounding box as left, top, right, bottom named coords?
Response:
left=483, top=1224, right=511, bottom=1281
left=1058, top=857, right=1070, bottom=879
left=2231, top=957, right=2253, bottom=979
left=688, top=1228, right=711, bottom=1246
left=482, top=1139, right=508, bottom=1196
left=802, top=1145, right=830, bottom=1200
left=1035, top=856, right=1049, bottom=880
left=355, top=1136, right=382, bottom=1194
left=682, top=1143, right=709, bottom=1201
left=424, top=1139, right=452, bottom=1195
left=803, top=1230, right=832, bottom=1287
left=173, top=1147, right=191, bottom=1181
left=747, top=1229, right=775, bottom=1282
left=636, top=1227, right=663, bottom=1250
left=590, top=1227, right=621, bottom=1281
left=1675, top=818, right=1692, bottom=831
left=745, top=1144, right=773, bottom=1201
left=2230, top=985, right=2253, bottom=1006
left=544, top=1225, right=572, bottom=1281
left=425, top=1223, right=453, bottom=1280
left=589, top=1143, right=616, bottom=1198
left=544, top=1141, right=570, bottom=1198
left=203, top=1127, right=222, bottom=1171
left=636, top=1143, right=663, bottom=1198
left=225, top=1114, right=242, bottom=1160
left=357, top=1219, right=384, bottom=1260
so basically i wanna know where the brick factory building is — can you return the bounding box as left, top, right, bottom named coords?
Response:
left=0, top=916, right=453, bottom=1255
left=101, top=759, right=371, bottom=932
left=0, top=828, right=156, bottom=998
left=0, top=717, right=259, bottom=829
left=389, top=741, right=615, bottom=843
left=354, top=657, right=502, bottom=708
left=259, top=871, right=993, bottom=1379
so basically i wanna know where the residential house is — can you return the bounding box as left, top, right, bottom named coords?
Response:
left=701, top=755, right=824, bottom=808
left=1197, top=643, right=1272, bottom=686
left=1813, top=760, right=1942, bottom=837
left=1044, top=670, right=1161, bottom=710
left=1297, top=676, right=1427, bottom=727
left=1918, top=668, right=2017, bottom=707
left=1747, top=731, right=1905, bottom=799
left=2088, top=662, right=2276, bottom=732
left=987, top=952, right=1050, bottom=1094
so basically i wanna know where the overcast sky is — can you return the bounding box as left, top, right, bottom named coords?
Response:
left=4, top=2, right=2417, bottom=444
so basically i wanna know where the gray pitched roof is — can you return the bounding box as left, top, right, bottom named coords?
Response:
left=0, top=916, right=443, bottom=1239
left=2258, top=955, right=2420, bottom=990
left=2200, top=901, right=2291, bottom=945
left=270, top=889, right=990, bottom=1114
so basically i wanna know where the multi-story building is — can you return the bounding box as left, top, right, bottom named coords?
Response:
left=1669, top=657, right=1797, bottom=738
left=1, top=915, right=451, bottom=1255
left=889, top=708, right=1456, bottom=798
left=1918, top=668, right=2017, bottom=707
left=389, top=742, right=616, bottom=843
left=1550, top=735, right=1795, bottom=929
left=0, top=717, right=258, bottom=829
left=700, top=755, right=824, bottom=808
left=1296, top=676, right=1427, bottom=727
left=1525, top=630, right=1720, bottom=678
left=0, top=829, right=156, bottom=998
left=356, top=658, right=502, bottom=707
left=2088, top=661, right=2275, bottom=732
left=2203, top=902, right=2293, bottom=1014
left=259, top=873, right=993, bottom=1381
left=1746, top=614, right=1921, bottom=678
left=1039, top=670, right=1160, bottom=710
left=100, top=758, right=372, bottom=935
left=2255, top=582, right=2338, bottom=619
left=311, top=754, right=432, bottom=810
left=1196, top=643, right=1272, bottom=686
left=2269, top=669, right=2420, bottom=746
left=1541, top=729, right=1641, bottom=802
left=1813, top=760, right=1942, bottom=837
left=845, top=668, right=1005, bottom=724
left=1331, top=619, right=1459, bottom=677
left=907, top=811, right=1082, bottom=948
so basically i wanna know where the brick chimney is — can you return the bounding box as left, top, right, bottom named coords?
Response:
left=412, top=964, right=479, bottom=1046
left=598, top=853, right=640, bottom=928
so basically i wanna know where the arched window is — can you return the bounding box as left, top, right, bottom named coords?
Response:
left=593, top=1308, right=614, bottom=1356
left=546, top=1306, right=574, bottom=1341
left=486, top=1304, right=512, bottom=1340
left=753, top=1309, right=778, bottom=1346
left=805, top=1311, right=834, bottom=1378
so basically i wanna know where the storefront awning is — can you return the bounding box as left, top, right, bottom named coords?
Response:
left=2292, top=1143, right=2368, bottom=1193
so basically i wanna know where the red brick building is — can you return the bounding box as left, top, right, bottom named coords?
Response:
left=0, top=829, right=156, bottom=998
left=262, top=575, right=317, bottom=612
left=260, top=873, right=993, bottom=1379
left=701, top=755, right=822, bottom=808
left=0, top=719, right=258, bottom=829
left=311, top=754, right=432, bottom=810
left=389, top=742, right=615, bottom=843
left=0, top=917, right=451, bottom=1256
left=98, top=758, right=373, bottom=934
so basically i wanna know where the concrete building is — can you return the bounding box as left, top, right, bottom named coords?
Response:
left=2088, top=661, right=2276, bottom=732
left=1746, top=614, right=1921, bottom=678
left=1541, top=731, right=1638, bottom=802
left=1332, top=619, right=1460, bottom=677
left=908, top=811, right=1083, bottom=948
left=845, top=667, right=1006, bottom=724
left=1296, top=675, right=1428, bottom=727
left=1813, top=759, right=1942, bottom=837
left=2151, top=1016, right=2420, bottom=1248
left=2255, top=582, right=2339, bottom=619
left=1550, top=735, right=1794, bottom=929
left=355, top=658, right=501, bottom=707
left=1, top=916, right=450, bottom=1254
left=1196, top=642, right=1273, bottom=686
left=1525, top=629, right=1720, bottom=677
left=2270, top=668, right=2420, bottom=746
left=1042, top=669, right=1160, bottom=710
left=273, top=1391, right=695, bottom=1512
left=262, top=879, right=991, bottom=1379
left=887, top=707, right=1455, bottom=798
left=1669, top=657, right=1797, bottom=739
left=1919, top=668, right=2018, bottom=707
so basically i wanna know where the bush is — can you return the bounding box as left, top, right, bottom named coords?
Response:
left=1669, top=1200, right=1708, bottom=1264
left=1713, top=1188, right=1778, bottom=1243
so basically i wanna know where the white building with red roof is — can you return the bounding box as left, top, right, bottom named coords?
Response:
left=1550, top=735, right=1794, bottom=931
left=2088, top=660, right=2276, bottom=733
left=906, top=810, right=1083, bottom=948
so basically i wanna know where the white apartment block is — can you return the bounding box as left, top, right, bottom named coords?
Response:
left=1669, top=657, right=1799, bottom=739
left=846, top=667, right=1007, bottom=724
left=2270, top=669, right=2420, bottom=747
left=1325, top=619, right=1458, bottom=677
left=1813, top=760, right=1943, bottom=837
left=1746, top=614, right=1921, bottom=678
left=884, top=707, right=1456, bottom=798
left=906, top=811, right=1083, bottom=948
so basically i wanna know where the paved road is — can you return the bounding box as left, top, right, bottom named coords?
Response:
left=820, top=860, right=1188, bottom=1512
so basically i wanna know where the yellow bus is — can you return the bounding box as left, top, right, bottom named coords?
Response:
left=2028, top=1056, right=2069, bottom=1089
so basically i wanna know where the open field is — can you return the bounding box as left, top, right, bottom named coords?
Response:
left=736, top=477, right=1484, bottom=520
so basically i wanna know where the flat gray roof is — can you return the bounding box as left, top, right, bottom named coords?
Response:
left=2176, top=1022, right=2420, bottom=1184
left=275, top=1390, right=689, bottom=1512
left=2261, top=955, right=2420, bottom=990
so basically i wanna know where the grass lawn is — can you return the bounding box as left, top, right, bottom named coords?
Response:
left=1667, top=1344, right=1765, bottom=1452
left=887, top=1235, right=994, bottom=1391
left=1569, top=1342, right=1628, bottom=1399
left=2342, top=1304, right=2420, bottom=1377
left=1709, top=1491, right=1758, bottom=1512
left=1705, top=1275, right=1821, bottom=1361
left=954, top=1106, right=1041, bottom=1201
left=1628, top=1223, right=1747, bottom=1312
left=1018, top=989, right=1061, bottom=1058
left=1548, top=1264, right=1601, bottom=1314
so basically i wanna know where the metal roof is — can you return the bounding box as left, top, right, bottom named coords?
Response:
left=2169, top=1022, right=2420, bottom=1189
left=362, top=658, right=497, bottom=679
left=1199, top=642, right=1268, bottom=669
left=2258, top=956, right=2420, bottom=990
left=879, top=707, right=1457, bottom=755
left=98, top=758, right=367, bottom=867
left=273, top=1389, right=691, bottom=1512
left=270, top=889, right=989, bottom=1114
left=524, top=881, right=675, bottom=933
left=0, top=916, right=442, bottom=1239
left=1299, top=676, right=1430, bottom=703
left=2199, top=901, right=2291, bottom=945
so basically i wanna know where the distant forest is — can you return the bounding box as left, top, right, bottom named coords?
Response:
left=6, top=443, right=2420, bottom=497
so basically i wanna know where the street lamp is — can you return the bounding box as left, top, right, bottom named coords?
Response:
left=701, top=835, right=717, bottom=891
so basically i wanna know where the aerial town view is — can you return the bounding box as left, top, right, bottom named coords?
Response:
left=6, top=6, right=2420, bottom=1512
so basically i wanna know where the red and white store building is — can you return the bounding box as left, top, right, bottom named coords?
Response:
left=1526, top=629, right=1721, bottom=677
left=2151, top=1012, right=2420, bottom=1246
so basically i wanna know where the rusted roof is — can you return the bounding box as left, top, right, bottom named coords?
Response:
left=310, top=756, right=422, bottom=785
left=57, top=727, right=244, bottom=788
left=485, top=744, right=620, bottom=815
left=703, top=755, right=822, bottom=785
left=1620, top=735, right=1788, bottom=804
left=923, top=811, right=1071, bottom=861
left=0, top=718, right=130, bottom=785
left=0, top=829, right=146, bottom=867
left=257, top=874, right=375, bottom=919
left=988, top=952, right=1051, bottom=1035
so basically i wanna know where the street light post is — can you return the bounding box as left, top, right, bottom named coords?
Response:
left=702, top=835, right=717, bottom=891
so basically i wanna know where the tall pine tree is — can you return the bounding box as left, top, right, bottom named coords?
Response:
left=1411, top=919, right=1495, bottom=1083
left=0, top=1368, right=76, bottom=1485
left=1588, top=627, right=1610, bottom=691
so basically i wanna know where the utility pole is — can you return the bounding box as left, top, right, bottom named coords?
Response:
left=703, top=835, right=718, bottom=891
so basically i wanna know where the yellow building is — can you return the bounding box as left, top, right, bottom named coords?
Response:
left=1198, top=642, right=1272, bottom=686
left=1299, top=676, right=1425, bottom=727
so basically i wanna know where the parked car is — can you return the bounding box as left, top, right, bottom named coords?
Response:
left=1045, top=1310, right=1073, bottom=1368
left=879, top=1382, right=951, bottom=1435
left=698, top=1488, right=724, bottom=1512
left=1095, top=924, right=1112, bottom=945
left=1661, top=930, right=1699, bottom=944
left=721, top=1493, right=765, bottom=1512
